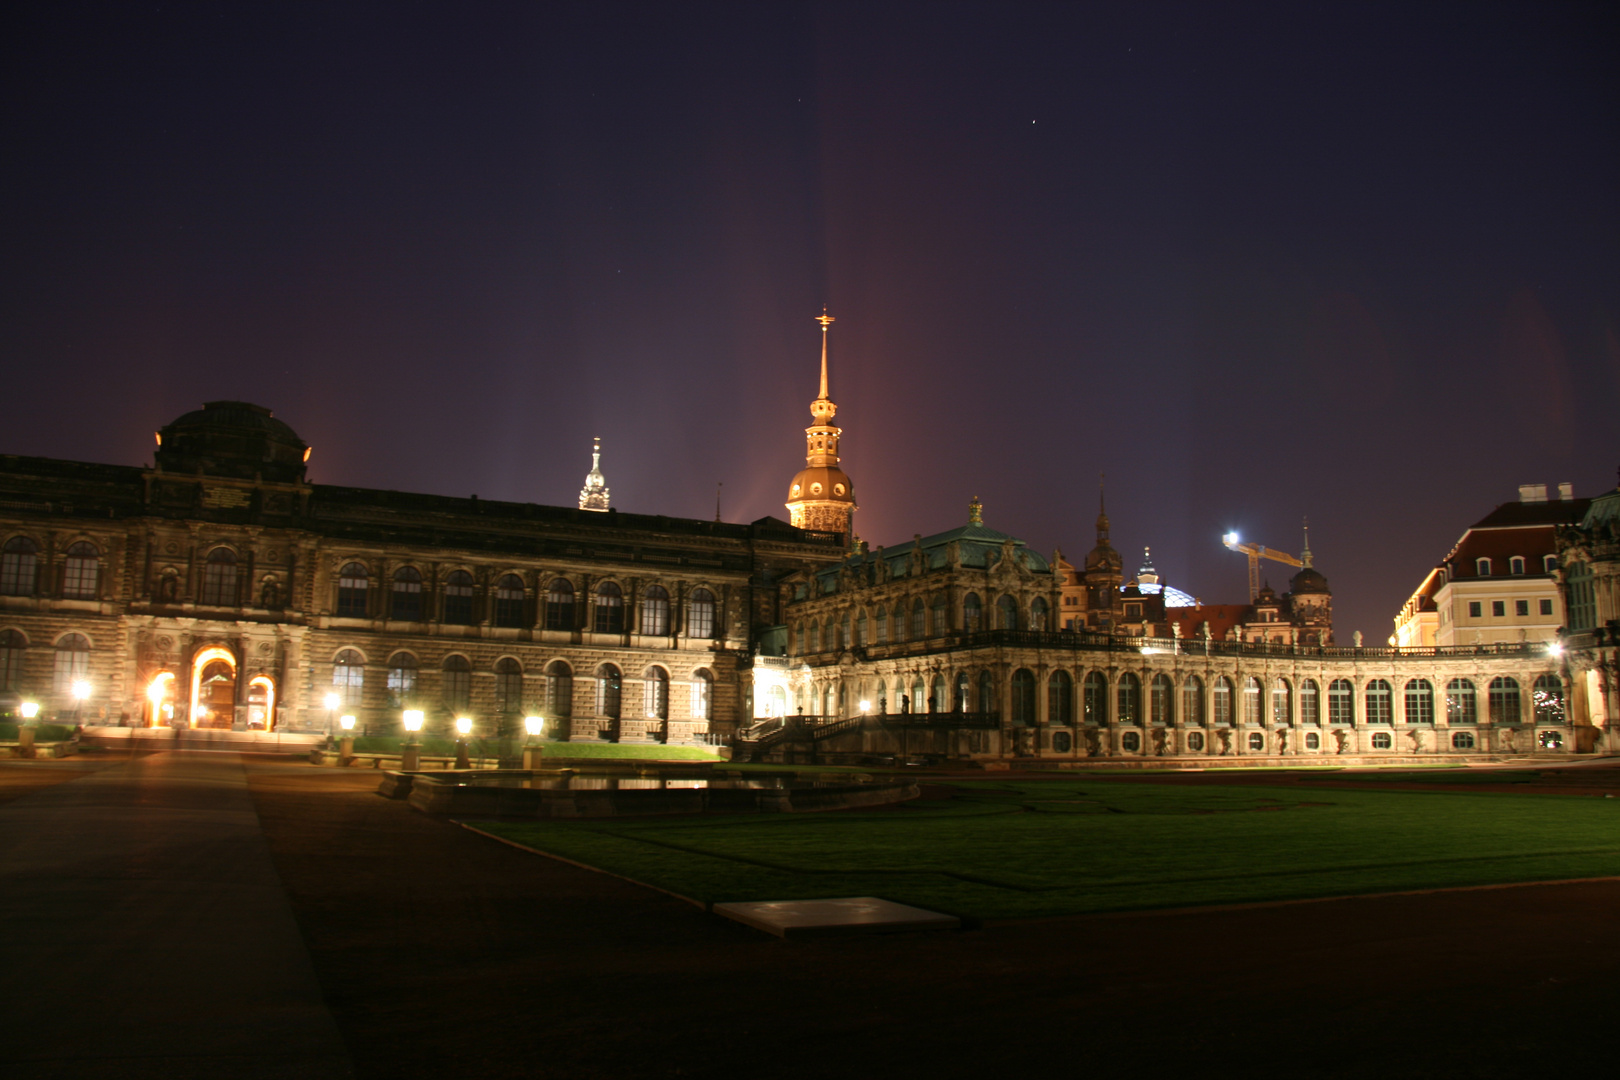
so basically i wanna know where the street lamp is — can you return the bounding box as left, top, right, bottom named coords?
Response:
left=324, top=692, right=340, bottom=735
left=523, top=715, right=544, bottom=770
left=338, top=714, right=356, bottom=766
left=454, top=716, right=473, bottom=770
left=71, top=679, right=91, bottom=727
left=17, top=700, right=39, bottom=759
left=401, top=709, right=424, bottom=772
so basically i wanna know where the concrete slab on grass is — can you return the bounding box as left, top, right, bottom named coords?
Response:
left=715, top=896, right=959, bottom=938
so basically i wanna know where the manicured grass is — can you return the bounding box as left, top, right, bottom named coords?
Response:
left=349, top=735, right=720, bottom=761
left=475, top=779, right=1620, bottom=920
left=0, top=723, right=76, bottom=741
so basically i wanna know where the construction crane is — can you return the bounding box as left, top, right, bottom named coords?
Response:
left=1222, top=530, right=1305, bottom=602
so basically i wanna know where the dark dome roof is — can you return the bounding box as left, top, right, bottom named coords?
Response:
left=155, top=401, right=308, bottom=482
left=1289, top=566, right=1330, bottom=595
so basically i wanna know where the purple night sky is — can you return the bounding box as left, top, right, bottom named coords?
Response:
left=3, top=2, right=1616, bottom=640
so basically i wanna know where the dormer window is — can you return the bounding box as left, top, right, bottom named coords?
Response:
left=1543, top=555, right=1557, bottom=573
left=1509, top=556, right=1526, bottom=575
left=1475, top=557, right=1491, bottom=576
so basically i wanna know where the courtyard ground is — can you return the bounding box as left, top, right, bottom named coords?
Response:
left=6, top=751, right=1620, bottom=1078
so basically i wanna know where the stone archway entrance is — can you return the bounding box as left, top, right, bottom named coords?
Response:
left=190, top=648, right=236, bottom=730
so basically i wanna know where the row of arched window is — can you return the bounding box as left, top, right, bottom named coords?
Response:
left=1, top=538, right=102, bottom=600
left=797, top=592, right=1049, bottom=653
left=329, top=649, right=713, bottom=721
left=333, top=564, right=718, bottom=637
left=0, top=628, right=90, bottom=693
left=1472, top=555, right=1557, bottom=577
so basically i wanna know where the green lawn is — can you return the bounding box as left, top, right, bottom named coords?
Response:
left=474, top=779, right=1620, bottom=920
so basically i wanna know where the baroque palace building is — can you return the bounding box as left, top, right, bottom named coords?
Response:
left=0, top=316, right=857, bottom=740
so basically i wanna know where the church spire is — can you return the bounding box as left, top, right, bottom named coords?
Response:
left=1301, top=517, right=1313, bottom=568
left=785, top=309, right=857, bottom=535
left=1096, top=472, right=1110, bottom=543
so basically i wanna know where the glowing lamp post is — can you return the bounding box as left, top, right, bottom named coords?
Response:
left=401, top=709, right=424, bottom=772
left=18, top=700, right=39, bottom=759
left=71, top=679, right=91, bottom=727
left=523, top=715, right=545, bottom=770
left=324, top=692, right=340, bottom=735
left=338, top=714, right=356, bottom=766
left=454, top=716, right=473, bottom=770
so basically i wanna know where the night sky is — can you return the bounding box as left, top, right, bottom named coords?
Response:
left=3, top=2, right=1616, bottom=641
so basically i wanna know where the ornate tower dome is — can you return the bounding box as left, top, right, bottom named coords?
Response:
left=785, top=310, right=856, bottom=535
left=578, top=438, right=610, bottom=512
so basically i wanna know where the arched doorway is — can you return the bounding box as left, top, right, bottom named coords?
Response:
left=246, top=675, right=276, bottom=730
left=146, top=671, right=176, bottom=727
left=190, top=647, right=237, bottom=729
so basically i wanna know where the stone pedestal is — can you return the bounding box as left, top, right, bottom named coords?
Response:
left=523, top=745, right=545, bottom=770
left=18, top=726, right=36, bottom=759
left=338, top=736, right=354, bottom=766
left=401, top=743, right=421, bottom=771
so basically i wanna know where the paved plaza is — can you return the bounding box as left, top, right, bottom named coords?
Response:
left=4, top=751, right=1620, bottom=1078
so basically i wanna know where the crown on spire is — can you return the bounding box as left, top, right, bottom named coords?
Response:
left=968, top=495, right=983, bottom=526
left=579, top=437, right=610, bottom=511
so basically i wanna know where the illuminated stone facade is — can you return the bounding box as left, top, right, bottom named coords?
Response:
left=0, top=402, right=844, bottom=741
left=1557, top=480, right=1620, bottom=750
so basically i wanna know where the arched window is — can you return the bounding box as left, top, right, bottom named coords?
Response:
left=688, top=588, right=716, bottom=639
left=494, top=657, right=523, bottom=714
left=596, top=664, right=622, bottom=718
left=1010, top=669, right=1036, bottom=726
left=1488, top=677, right=1521, bottom=723
left=392, top=567, right=424, bottom=621
left=332, top=648, right=364, bottom=707
left=1305, top=732, right=1320, bottom=750
left=51, top=633, right=90, bottom=693
left=690, top=669, right=713, bottom=720
left=1242, top=676, right=1262, bottom=724
left=1327, top=679, right=1354, bottom=724
left=1152, top=674, right=1174, bottom=725
left=1509, top=556, right=1526, bottom=575
left=200, top=547, right=238, bottom=606
left=1083, top=671, right=1108, bottom=724
left=644, top=666, right=669, bottom=719
left=911, top=677, right=926, bottom=713
left=546, top=660, right=573, bottom=718
left=1365, top=679, right=1393, bottom=724
left=808, top=620, right=821, bottom=653
left=1446, top=678, right=1477, bottom=723
left=62, top=541, right=100, bottom=599
left=912, top=598, right=926, bottom=639
left=931, top=594, right=947, bottom=636
left=1271, top=679, right=1291, bottom=726
left=639, top=585, right=669, bottom=636
left=875, top=605, right=889, bottom=643
left=1030, top=597, right=1049, bottom=631
left=839, top=613, right=851, bottom=649
left=441, top=655, right=472, bottom=710
left=1048, top=670, right=1073, bottom=725
left=1212, top=677, right=1233, bottom=725
left=1532, top=674, right=1563, bottom=724
left=1248, top=731, right=1266, bottom=752
left=386, top=652, right=418, bottom=707
left=954, top=671, right=969, bottom=712
left=1404, top=679, right=1434, bottom=724
left=1475, top=557, right=1491, bottom=576
left=929, top=673, right=945, bottom=713
left=545, top=578, right=576, bottom=631
left=444, top=571, right=475, bottom=625
left=1299, top=679, right=1319, bottom=725
left=996, top=595, right=1017, bottom=630
left=494, top=575, right=526, bottom=628
left=1187, top=730, right=1205, bottom=751
left=963, top=593, right=982, bottom=633
left=336, top=562, right=369, bottom=617
left=0, top=537, right=39, bottom=597
left=1181, top=675, right=1204, bottom=726
left=856, top=609, right=869, bottom=646
left=591, top=581, right=624, bottom=633
left=1118, top=672, right=1141, bottom=724
left=979, top=671, right=995, bottom=716
left=0, top=628, right=25, bottom=690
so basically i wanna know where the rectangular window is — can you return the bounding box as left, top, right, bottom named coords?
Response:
left=1468, top=601, right=1481, bottom=618
left=1514, top=600, right=1529, bottom=617
left=1491, top=600, right=1505, bottom=617
left=1539, top=598, right=1553, bottom=616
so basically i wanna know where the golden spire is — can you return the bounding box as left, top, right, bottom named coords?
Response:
left=815, top=307, right=835, bottom=400
left=969, top=495, right=983, bottom=526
